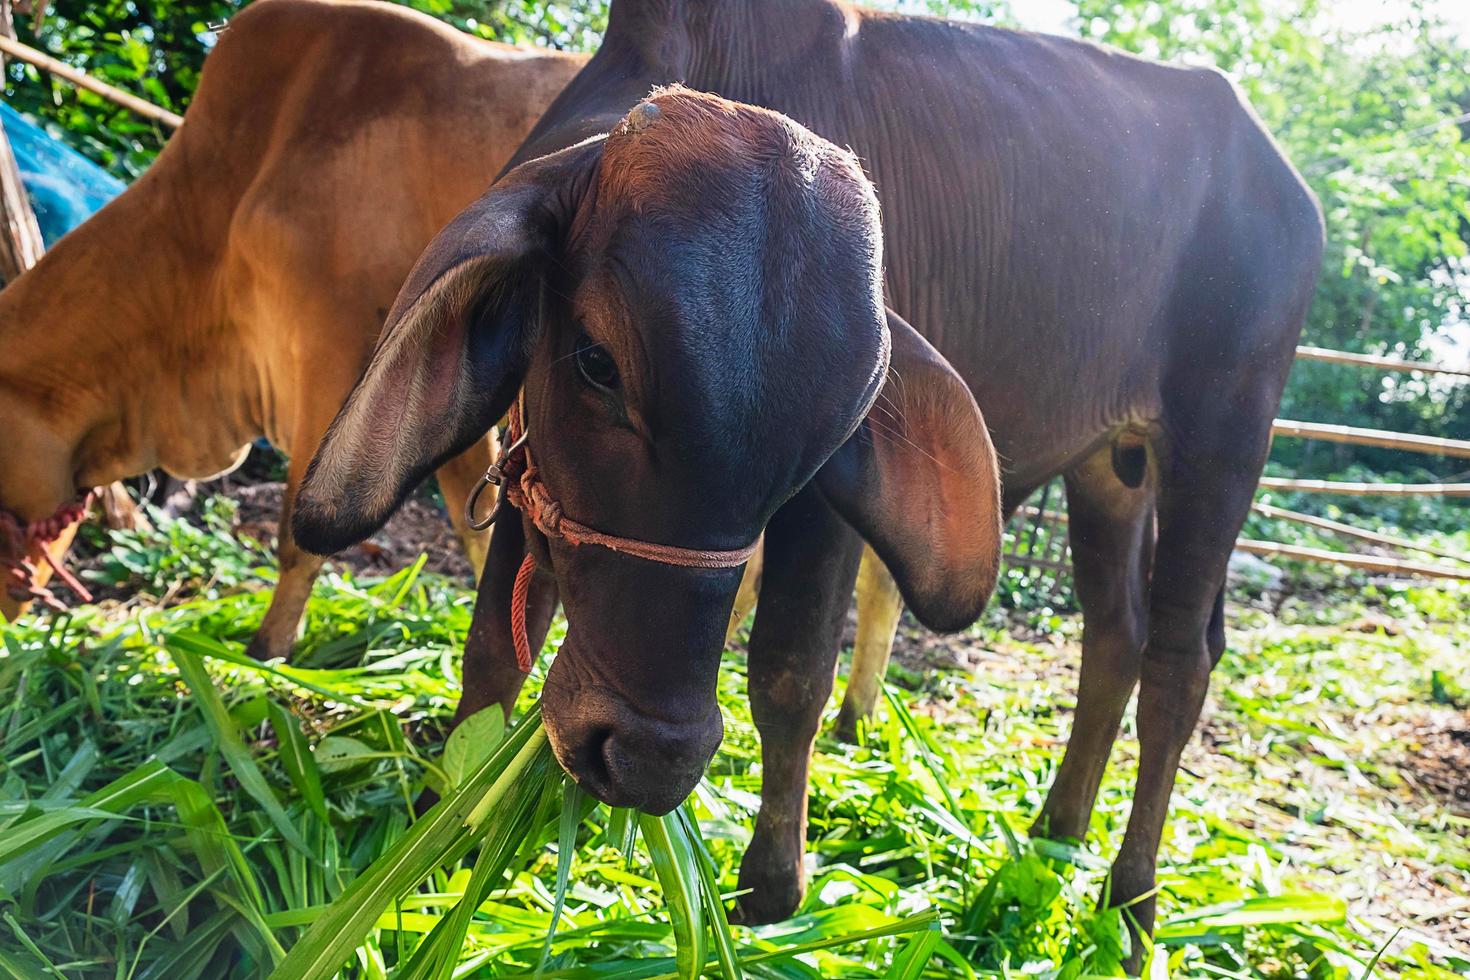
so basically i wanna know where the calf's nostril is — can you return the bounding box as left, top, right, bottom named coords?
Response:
left=569, top=725, right=615, bottom=799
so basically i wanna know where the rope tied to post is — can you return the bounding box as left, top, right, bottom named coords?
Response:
left=0, top=495, right=94, bottom=612
left=467, top=395, right=758, bottom=672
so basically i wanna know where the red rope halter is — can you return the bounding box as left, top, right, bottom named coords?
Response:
left=468, top=396, right=758, bottom=671
left=1, top=496, right=94, bottom=613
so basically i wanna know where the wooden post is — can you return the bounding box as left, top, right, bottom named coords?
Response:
left=1295, top=345, right=1470, bottom=379
left=1271, top=419, right=1470, bottom=459
left=0, top=121, right=44, bottom=283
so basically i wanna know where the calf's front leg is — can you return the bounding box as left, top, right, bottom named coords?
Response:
left=736, top=485, right=863, bottom=925
left=453, top=506, right=558, bottom=726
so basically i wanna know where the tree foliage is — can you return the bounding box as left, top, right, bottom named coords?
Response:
left=1072, top=0, right=1470, bottom=477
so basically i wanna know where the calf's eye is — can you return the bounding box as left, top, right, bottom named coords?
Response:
left=574, top=332, right=620, bottom=390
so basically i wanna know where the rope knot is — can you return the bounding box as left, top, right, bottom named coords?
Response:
left=536, top=496, right=564, bottom=536
left=0, top=494, right=96, bottom=611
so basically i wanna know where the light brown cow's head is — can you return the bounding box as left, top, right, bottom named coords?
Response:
left=0, top=377, right=95, bottom=620
left=295, top=88, right=1002, bottom=813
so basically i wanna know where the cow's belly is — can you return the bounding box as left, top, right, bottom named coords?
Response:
left=163, top=441, right=255, bottom=483
left=905, top=307, right=1165, bottom=494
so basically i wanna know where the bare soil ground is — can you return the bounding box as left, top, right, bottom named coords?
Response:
left=225, top=481, right=475, bottom=582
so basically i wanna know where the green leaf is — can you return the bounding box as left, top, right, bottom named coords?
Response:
left=314, top=735, right=374, bottom=775
left=639, top=811, right=704, bottom=980
left=677, top=805, right=743, bottom=980
left=269, top=706, right=545, bottom=980
left=442, top=704, right=505, bottom=789
left=884, top=927, right=940, bottom=979
left=268, top=701, right=328, bottom=824
left=167, top=777, right=284, bottom=967
left=1158, top=893, right=1347, bottom=937
left=167, top=639, right=312, bottom=857
left=0, top=759, right=177, bottom=865
left=539, top=781, right=585, bottom=973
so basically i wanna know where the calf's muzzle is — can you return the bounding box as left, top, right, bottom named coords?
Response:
left=541, top=648, right=724, bottom=814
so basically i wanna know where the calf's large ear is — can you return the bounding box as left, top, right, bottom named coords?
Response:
left=816, top=309, right=1002, bottom=632
left=292, top=138, right=605, bottom=556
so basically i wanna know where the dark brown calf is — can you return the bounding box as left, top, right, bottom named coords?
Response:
left=295, top=89, right=1003, bottom=814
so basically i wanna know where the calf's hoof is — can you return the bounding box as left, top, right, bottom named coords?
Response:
left=733, top=856, right=805, bottom=925
left=832, top=702, right=870, bottom=744
left=1106, top=864, right=1158, bottom=976
left=244, top=631, right=292, bottom=662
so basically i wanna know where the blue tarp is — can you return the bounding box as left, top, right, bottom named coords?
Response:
left=1, top=102, right=125, bottom=245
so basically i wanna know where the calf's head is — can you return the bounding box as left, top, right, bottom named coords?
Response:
left=295, top=88, right=1001, bottom=813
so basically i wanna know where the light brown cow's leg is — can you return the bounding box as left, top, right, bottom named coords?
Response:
left=435, top=435, right=498, bottom=581
left=245, top=456, right=323, bottom=662
left=833, top=547, right=902, bottom=743
left=245, top=449, right=323, bottom=664
left=1031, top=449, right=1153, bottom=842
left=725, top=538, right=762, bottom=644
left=737, top=486, right=863, bottom=925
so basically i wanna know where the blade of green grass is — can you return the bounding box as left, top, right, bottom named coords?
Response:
left=167, top=640, right=311, bottom=857
left=267, top=701, right=328, bottom=824
left=269, top=706, right=544, bottom=980
left=0, top=759, right=178, bottom=864
left=639, top=811, right=704, bottom=980
left=538, top=781, right=586, bottom=974
left=675, top=804, right=743, bottom=980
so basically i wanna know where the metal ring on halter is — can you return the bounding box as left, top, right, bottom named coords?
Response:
left=465, top=427, right=530, bottom=531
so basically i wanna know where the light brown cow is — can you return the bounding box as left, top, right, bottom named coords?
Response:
left=0, top=0, right=583, bottom=656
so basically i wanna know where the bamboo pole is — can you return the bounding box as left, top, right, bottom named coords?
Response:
left=1024, top=500, right=1470, bottom=561
left=1271, top=419, right=1470, bottom=458
left=1251, top=502, right=1470, bottom=565
left=0, top=115, right=43, bottom=282
left=1295, top=345, right=1470, bottom=379
left=0, top=0, right=44, bottom=283
left=1258, top=477, right=1470, bottom=496
left=1015, top=503, right=1470, bottom=579
left=1235, top=539, right=1470, bottom=582
left=0, top=33, right=183, bottom=129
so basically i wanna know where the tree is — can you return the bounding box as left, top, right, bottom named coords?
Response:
left=1072, top=0, right=1470, bottom=482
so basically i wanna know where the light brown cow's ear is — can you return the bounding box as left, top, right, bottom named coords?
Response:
left=292, top=137, right=606, bottom=556
left=816, top=308, right=1002, bottom=632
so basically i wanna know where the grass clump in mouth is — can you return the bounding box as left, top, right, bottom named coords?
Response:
left=275, top=700, right=938, bottom=980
